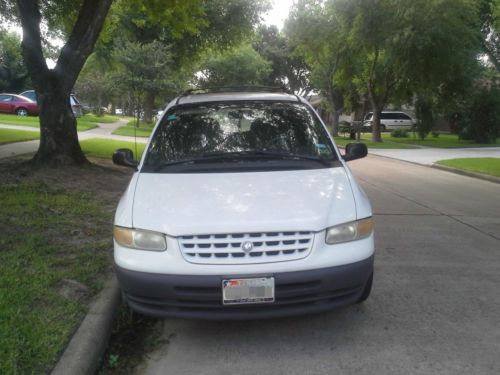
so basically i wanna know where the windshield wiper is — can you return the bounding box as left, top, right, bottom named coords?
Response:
left=152, top=150, right=332, bottom=171
left=240, top=150, right=332, bottom=165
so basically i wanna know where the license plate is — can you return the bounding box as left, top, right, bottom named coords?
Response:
left=222, top=277, right=275, bottom=305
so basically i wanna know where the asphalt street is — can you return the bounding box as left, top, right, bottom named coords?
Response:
left=133, top=155, right=500, bottom=375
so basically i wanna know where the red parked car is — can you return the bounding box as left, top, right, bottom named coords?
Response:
left=0, top=93, right=39, bottom=116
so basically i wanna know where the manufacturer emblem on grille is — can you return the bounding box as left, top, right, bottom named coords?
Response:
left=241, top=241, right=253, bottom=253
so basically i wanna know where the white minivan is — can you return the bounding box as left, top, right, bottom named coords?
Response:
left=112, top=89, right=374, bottom=319
left=364, top=111, right=416, bottom=131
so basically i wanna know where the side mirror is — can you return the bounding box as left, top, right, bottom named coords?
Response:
left=343, top=143, right=368, bottom=162
left=112, top=148, right=139, bottom=169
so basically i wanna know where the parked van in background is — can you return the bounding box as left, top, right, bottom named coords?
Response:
left=363, top=111, right=416, bottom=131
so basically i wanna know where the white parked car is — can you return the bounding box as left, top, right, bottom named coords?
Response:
left=112, top=89, right=374, bottom=319
left=363, top=111, right=416, bottom=131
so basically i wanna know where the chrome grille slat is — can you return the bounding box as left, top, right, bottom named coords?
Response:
left=178, top=231, right=314, bottom=264
left=180, top=234, right=312, bottom=244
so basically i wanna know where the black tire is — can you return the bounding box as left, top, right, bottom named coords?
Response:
left=380, top=124, right=386, bottom=132
left=356, top=272, right=373, bottom=303
left=16, top=107, right=29, bottom=116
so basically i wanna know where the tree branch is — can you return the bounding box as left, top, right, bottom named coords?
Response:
left=56, top=0, right=113, bottom=91
left=16, top=0, right=49, bottom=84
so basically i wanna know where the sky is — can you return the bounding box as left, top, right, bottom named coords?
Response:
left=263, top=0, right=295, bottom=29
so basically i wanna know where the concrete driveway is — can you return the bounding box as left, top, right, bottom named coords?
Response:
left=133, top=156, right=500, bottom=375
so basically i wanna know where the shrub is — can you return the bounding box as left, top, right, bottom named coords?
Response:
left=391, top=128, right=409, bottom=138
left=459, top=87, right=500, bottom=144
left=431, top=130, right=440, bottom=138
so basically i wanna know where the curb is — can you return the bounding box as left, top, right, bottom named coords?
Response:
left=431, top=164, right=500, bottom=185
left=51, top=275, right=121, bottom=375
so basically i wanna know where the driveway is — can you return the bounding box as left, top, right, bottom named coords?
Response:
left=133, top=155, right=500, bottom=375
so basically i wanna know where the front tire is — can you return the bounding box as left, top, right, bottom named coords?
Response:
left=16, top=108, right=29, bottom=116
left=380, top=124, right=386, bottom=132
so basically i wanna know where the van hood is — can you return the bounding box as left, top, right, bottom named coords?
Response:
left=132, top=168, right=356, bottom=236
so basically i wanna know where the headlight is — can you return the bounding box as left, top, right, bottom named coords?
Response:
left=325, top=217, right=374, bottom=244
left=113, top=226, right=167, bottom=251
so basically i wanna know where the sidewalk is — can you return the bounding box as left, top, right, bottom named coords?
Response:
left=368, top=147, right=500, bottom=165
left=0, top=120, right=148, bottom=159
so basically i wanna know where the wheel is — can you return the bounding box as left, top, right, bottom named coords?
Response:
left=16, top=108, right=28, bottom=116
left=356, top=272, right=373, bottom=303
left=380, top=124, right=386, bottom=132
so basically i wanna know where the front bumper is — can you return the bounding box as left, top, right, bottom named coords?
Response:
left=116, top=256, right=374, bottom=320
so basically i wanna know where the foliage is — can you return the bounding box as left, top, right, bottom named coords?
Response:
left=253, top=25, right=312, bottom=95
left=0, top=31, right=29, bottom=92
left=286, top=0, right=351, bottom=135
left=480, top=0, right=500, bottom=72
left=74, top=55, right=118, bottom=114
left=390, top=129, right=409, bottom=138
left=459, top=87, right=500, bottom=143
left=112, top=39, right=176, bottom=122
left=196, top=44, right=271, bottom=88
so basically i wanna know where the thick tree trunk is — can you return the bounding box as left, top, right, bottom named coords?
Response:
left=34, top=87, right=87, bottom=164
left=330, top=110, right=340, bottom=137
left=325, top=86, right=343, bottom=137
left=368, top=89, right=383, bottom=142
left=144, top=91, right=155, bottom=124
left=370, top=109, right=383, bottom=143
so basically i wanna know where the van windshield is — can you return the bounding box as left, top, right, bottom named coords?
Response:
left=143, top=101, right=337, bottom=171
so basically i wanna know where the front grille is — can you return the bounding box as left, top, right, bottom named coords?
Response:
left=178, top=231, right=315, bottom=264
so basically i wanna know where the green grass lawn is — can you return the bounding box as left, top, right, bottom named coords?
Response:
left=126, top=118, right=155, bottom=127
left=334, top=133, right=418, bottom=149
left=0, top=113, right=124, bottom=131
left=334, top=132, right=500, bottom=149
left=0, top=128, right=40, bottom=145
left=81, top=113, right=121, bottom=123
left=80, top=138, right=146, bottom=160
left=0, top=183, right=111, bottom=374
left=436, top=157, right=500, bottom=177
left=112, top=124, right=154, bottom=138
left=388, top=133, right=500, bottom=148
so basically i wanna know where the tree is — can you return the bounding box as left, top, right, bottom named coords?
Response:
left=253, top=25, right=313, bottom=96
left=460, top=87, right=500, bottom=143
left=286, top=0, right=350, bottom=136
left=3, top=0, right=268, bottom=165
left=0, top=31, right=30, bottom=92
left=480, top=0, right=500, bottom=72
left=9, top=0, right=114, bottom=164
left=196, top=44, right=272, bottom=88
left=346, top=0, right=481, bottom=142
left=113, top=40, right=176, bottom=123
left=74, top=54, right=118, bottom=115
left=105, top=0, right=270, bottom=123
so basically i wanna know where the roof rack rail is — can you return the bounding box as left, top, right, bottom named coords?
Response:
left=175, top=85, right=293, bottom=105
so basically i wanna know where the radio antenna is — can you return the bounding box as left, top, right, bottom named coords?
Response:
left=134, top=96, right=139, bottom=161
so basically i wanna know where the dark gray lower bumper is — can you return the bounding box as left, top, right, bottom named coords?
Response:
left=116, top=256, right=374, bottom=320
